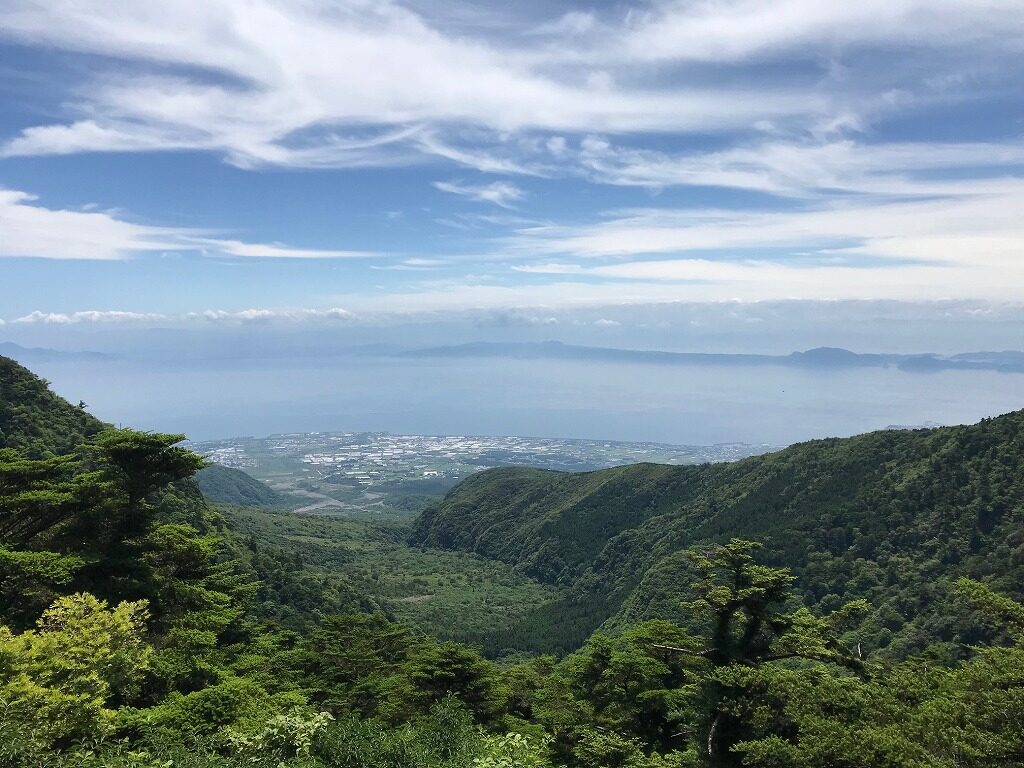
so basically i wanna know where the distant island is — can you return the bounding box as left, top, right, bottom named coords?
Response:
left=403, top=341, right=1024, bottom=373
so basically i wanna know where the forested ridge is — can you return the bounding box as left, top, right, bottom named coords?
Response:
left=0, top=356, right=106, bottom=456
left=3, top=354, right=1024, bottom=767
left=411, top=413, right=1024, bottom=655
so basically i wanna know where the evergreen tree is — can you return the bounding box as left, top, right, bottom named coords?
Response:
left=661, top=540, right=866, bottom=764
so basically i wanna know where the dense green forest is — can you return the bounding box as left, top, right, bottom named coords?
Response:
left=220, top=506, right=558, bottom=646
left=0, top=355, right=105, bottom=456
left=411, top=415, right=1024, bottom=655
left=2, top=354, right=1024, bottom=767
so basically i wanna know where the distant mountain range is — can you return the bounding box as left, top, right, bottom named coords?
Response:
left=404, top=341, right=1024, bottom=373
left=0, top=342, right=111, bottom=363
left=4, top=337, right=1024, bottom=373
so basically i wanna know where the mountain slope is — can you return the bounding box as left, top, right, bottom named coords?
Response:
left=195, top=463, right=287, bottom=507
left=411, top=411, right=1024, bottom=654
left=0, top=355, right=107, bottom=456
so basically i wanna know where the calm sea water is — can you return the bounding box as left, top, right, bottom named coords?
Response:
left=27, top=356, right=1024, bottom=446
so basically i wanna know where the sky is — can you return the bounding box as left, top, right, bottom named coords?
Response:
left=2, top=0, right=1024, bottom=353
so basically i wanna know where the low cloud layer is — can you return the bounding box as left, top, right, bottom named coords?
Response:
left=12, top=307, right=356, bottom=325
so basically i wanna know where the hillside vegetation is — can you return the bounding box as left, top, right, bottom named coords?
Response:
left=411, top=413, right=1024, bottom=654
left=196, top=463, right=288, bottom=508
left=0, top=355, right=106, bottom=456
left=222, top=506, right=559, bottom=648
left=4, top=353, right=1024, bottom=768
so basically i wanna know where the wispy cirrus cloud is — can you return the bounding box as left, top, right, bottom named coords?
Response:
left=2, top=0, right=1024, bottom=317
left=490, top=173, right=1024, bottom=303
left=613, top=0, right=1024, bottom=63
left=3, top=0, right=1017, bottom=171
left=510, top=176, right=1024, bottom=264
left=571, top=136, right=1024, bottom=196
left=0, top=0, right=815, bottom=169
left=434, top=180, right=525, bottom=208
left=0, top=188, right=377, bottom=260
left=189, top=239, right=372, bottom=259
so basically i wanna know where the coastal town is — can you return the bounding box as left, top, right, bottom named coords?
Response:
left=187, top=431, right=774, bottom=516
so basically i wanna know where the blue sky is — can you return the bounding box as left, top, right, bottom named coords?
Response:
left=2, top=0, right=1024, bottom=345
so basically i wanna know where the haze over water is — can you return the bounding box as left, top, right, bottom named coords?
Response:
left=30, top=356, right=1024, bottom=447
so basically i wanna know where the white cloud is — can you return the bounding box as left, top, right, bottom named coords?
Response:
left=0, top=0, right=892, bottom=167
left=322, top=261, right=1024, bottom=310
left=615, top=0, right=1024, bottom=64
left=11, top=290, right=1024, bottom=332
left=189, top=239, right=373, bottom=259
left=472, top=134, right=1024, bottom=306
left=479, top=174, right=1024, bottom=304
left=14, top=310, right=168, bottom=324
left=2, top=119, right=201, bottom=158
left=573, top=136, right=1024, bottom=196
left=0, top=189, right=182, bottom=260
left=512, top=263, right=585, bottom=275
left=196, top=307, right=356, bottom=323
left=11, top=307, right=357, bottom=325
left=434, top=180, right=526, bottom=208
left=512, top=176, right=1024, bottom=266
left=372, top=257, right=451, bottom=271
left=1, top=0, right=1017, bottom=172
left=3, top=0, right=1024, bottom=313
left=402, top=257, right=448, bottom=267
left=0, top=188, right=377, bottom=260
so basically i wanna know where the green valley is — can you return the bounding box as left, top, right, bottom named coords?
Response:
left=221, top=506, right=559, bottom=650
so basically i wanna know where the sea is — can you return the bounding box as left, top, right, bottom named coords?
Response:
left=26, top=355, right=1024, bottom=447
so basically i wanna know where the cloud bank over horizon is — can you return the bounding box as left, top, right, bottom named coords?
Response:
left=6, top=299, right=1024, bottom=363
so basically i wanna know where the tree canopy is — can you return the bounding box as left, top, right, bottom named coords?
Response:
left=2, top=354, right=1024, bottom=767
